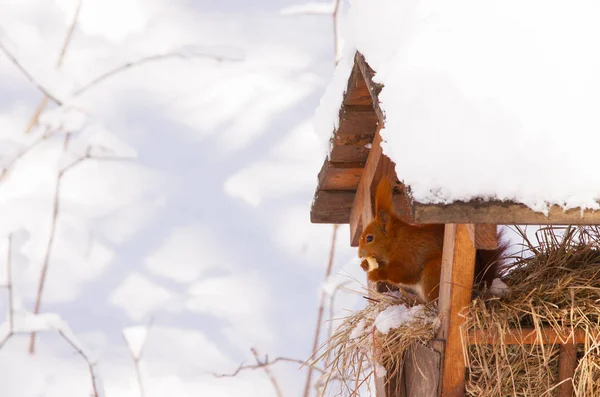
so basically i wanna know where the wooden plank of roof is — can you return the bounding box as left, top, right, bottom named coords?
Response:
left=310, top=190, right=355, bottom=224
left=310, top=52, right=380, bottom=226
left=354, top=52, right=384, bottom=124
left=412, top=200, right=600, bottom=225
left=317, top=161, right=363, bottom=191
left=343, top=62, right=373, bottom=106
left=329, top=105, right=378, bottom=164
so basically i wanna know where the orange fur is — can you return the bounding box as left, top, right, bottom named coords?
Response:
left=358, top=179, right=506, bottom=302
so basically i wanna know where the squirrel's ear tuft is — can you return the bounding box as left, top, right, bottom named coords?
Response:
left=377, top=208, right=391, bottom=235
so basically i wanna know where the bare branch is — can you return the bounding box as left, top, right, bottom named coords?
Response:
left=303, top=224, right=338, bottom=397
left=123, top=318, right=154, bottom=397
left=332, top=0, right=342, bottom=66
left=0, top=129, right=60, bottom=181
left=213, top=356, right=323, bottom=378
left=57, top=329, right=103, bottom=397
left=29, top=145, right=135, bottom=354
left=0, top=42, right=63, bottom=106
left=72, top=50, right=243, bottom=98
left=25, top=0, right=82, bottom=134
left=56, top=0, right=83, bottom=69
left=251, top=348, right=283, bottom=397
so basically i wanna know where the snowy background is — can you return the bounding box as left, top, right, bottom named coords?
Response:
left=0, top=1, right=365, bottom=396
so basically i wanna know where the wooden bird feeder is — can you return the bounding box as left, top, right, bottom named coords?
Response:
left=310, top=52, right=600, bottom=397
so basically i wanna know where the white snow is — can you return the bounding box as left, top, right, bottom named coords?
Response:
left=489, top=278, right=510, bottom=298
left=280, top=2, right=335, bottom=16
left=313, top=44, right=356, bottom=156
left=145, top=225, right=227, bottom=283
left=374, top=304, right=424, bottom=334
left=123, top=325, right=150, bottom=359
left=317, top=0, right=600, bottom=213
left=374, top=363, right=387, bottom=378
left=349, top=318, right=367, bottom=340
left=109, top=273, right=174, bottom=321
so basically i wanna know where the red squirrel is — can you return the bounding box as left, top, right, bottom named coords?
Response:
left=358, top=179, right=506, bottom=303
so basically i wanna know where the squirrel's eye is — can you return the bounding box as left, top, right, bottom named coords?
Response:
left=366, top=235, right=374, bottom=243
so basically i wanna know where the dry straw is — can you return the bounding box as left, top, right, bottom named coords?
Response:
left=313, top=288, right=439, bottom=396
left=463, top=225, right=600, bottom=396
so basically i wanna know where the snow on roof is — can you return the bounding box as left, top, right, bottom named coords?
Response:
left=316, top=0, right=600, bottom=214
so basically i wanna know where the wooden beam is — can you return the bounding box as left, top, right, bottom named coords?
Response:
left=438, top=224, right=477, bottom=397
left=468, top=327, right=597, bottom=345
left=310, top=190, right=355, bottom=224
left=558, top=343, right=577, bottom=397
left=413, top=200, right=600, bottom=225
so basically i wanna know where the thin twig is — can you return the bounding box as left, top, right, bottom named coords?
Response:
left=332, top=0, right=342, bottom=66
left=214, top=356, right=323, bottom=378
left=303, top=224, right=339, bottom=397
left=25, top=0, right=82, bottom=134
left=1, top=128, right=59, bottom=181
left=251, top=348, right=283, bottom=397
left=56, top=0, right=83, bottom=69
left=57, top=329, right=102, bottom=397
left=123, top=318, right=154, bottom=397
left=0, top=42, right=63, bottom=106
left=72, top=51, right=242, bottom=98
left=29, top=147, right=135, bottom=354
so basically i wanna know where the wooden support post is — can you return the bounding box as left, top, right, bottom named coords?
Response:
left=558, top=343, right=577, bottom=397
left=437, top=224, right=476, bottom=397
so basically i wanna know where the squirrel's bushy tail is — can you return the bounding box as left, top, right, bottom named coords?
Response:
left=474, top=228, right=510, bottom=287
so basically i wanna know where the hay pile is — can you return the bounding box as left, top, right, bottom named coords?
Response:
left=463, top=226, right=600, bottom=396
left=315, top=288, right=439, bottom=396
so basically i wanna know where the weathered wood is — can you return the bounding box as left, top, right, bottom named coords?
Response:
left=335, top=106, right=379, bottom=139
left=413, top=200, right=600, bottom=225
left=328, top=144, right=370, bottom=164
left=404, top=343, right=441, bottom=397
left=474, top=224, right=498, bottom=250
left=310, top=190, right=355, bottom=224
left=558, top=343, right=577, bottom=397
left=355, top=53, right=384, bottom=125
left=468, top=327, right=596, bottom=345
left=343, top=61, right=373, bottom=106
left=438, top=224, right=477, bottom=397
left=317, top=161, right=363, bottom=191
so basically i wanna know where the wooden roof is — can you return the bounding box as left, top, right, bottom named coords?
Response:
left=310, top=52, right=600, bottom=246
